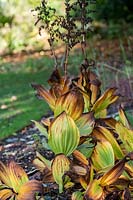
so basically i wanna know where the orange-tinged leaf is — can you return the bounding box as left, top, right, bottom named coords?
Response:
left=54, top=88, right=84, bottom=120
left=0, top=162, right=12, bottom=187
left=125, top=163, right=133, bottom=177
left=41, top=117, right=52, bottom=127
left=103, top=117, right=117, bottom=129
left=52, top=154, right=70, bottom=193
left=91, top=141, right=114, bottom=172
left=72, top=165, right=87, bottom=176
left=48, top=112, right=80, bottom=156
left=92, top=127, right=124, bottom=159
left=75, top=112, right=95, bottom=136
left=115, top=123, right=133, bottom=152
left=32, top=84, right=55, bottom=110
left=33, top=151, right=51, bottom=171
left=100, top=157, right=127, bottom=186
left=17, top=180, right=42, bottom=200
left=79, top=177, right=88, bottom=190
left=119, top=107, right=130, bottom=129
left=8, top=161, right=29, bottom=193
left=92, top=88, right=119, bottom=118
left=0, top=187, right=14, bottom=200
left=73, top=150, right=88, bottom=166
left=84, top=179, right=105, bottom=200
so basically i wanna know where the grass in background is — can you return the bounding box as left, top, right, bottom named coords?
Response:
left=0, top=38, right=133, bottom=139
left=0, top=57, right=54, bottom=139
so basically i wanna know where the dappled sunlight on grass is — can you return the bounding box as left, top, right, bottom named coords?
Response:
left=0, top=60, right=54, bottom=139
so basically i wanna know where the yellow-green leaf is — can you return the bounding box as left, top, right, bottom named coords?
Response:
left=118, top=107, right=130, bottom=129
left=48, top=112, right=80, bottom=156
left=115, top=123, right=133, bottom=152
left=91, top=141, right=114, bottom=172
left=33, top=151, right=51, bottom=171
left=93, top=127, right=124, bottom=159
left=85, top=179, right=105, bottom=200
left=52, top=154, right=70, bottom=193
left=72, top=191, right=83, bottom=200
left=75, top=112, right=95, bottom=136
left=92, top=88, right=119, bottom=118
left=31, top=120, right=48, bottom=138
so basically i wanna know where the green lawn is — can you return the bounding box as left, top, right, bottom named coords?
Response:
left=0, top=57, right=55, bottom=139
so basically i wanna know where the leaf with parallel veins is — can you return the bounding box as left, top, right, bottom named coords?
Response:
left=92, top=88, right=119, bottom=118
left=91, top=141, right=115, bottom=172
left=100, top=157, right=127, bottom=186
left=31, top=83, right=56, bottom=110
left=75, top=112, right=95, bottom=136
left=54, top=88, right=84, bottom=120
left=84, top=179, right=105, bottom=200
left=52, top=154, right=70, bottom=193
left=0, top=161, right=42, bottom=200
left=48, top=112, right=80, bottom=156
left=92, top=126, right=124, bottom=159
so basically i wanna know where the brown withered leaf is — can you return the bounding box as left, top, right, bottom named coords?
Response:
left=100, top=157, right=127, bottom=186
left=48, top=68, right=62, bottom=85
left=48, top=69, right=72, bottom=96
left=31, top=83, right=55, bottom=110
left=73, top=150, right=88, bottom=166
left=103, top=117, right=117, bottom=129
left=118, top=106, right=131, bottom=129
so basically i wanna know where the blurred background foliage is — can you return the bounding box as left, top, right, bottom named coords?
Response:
left=0, top=0, right=133, bottom=54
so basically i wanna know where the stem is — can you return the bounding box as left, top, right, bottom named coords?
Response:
left=48, top=37, right=58, bottom=69
left=81, top=0, right=87, bottom=59
left=63, top=45, right=69, bottom=77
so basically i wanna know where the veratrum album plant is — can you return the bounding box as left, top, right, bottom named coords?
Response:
left=0, top=0, right=133, bottom=200
left=31, top=1, right=133, bottom=199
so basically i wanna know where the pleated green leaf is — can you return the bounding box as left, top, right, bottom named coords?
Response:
left=75, top=112, right=95, bottom=136
left=48, top=112, right=80, bottom=156
left=72, top=191, right=83, bottom=200
left=91, top=141, right=115, bottom=172
left=93, top=126, right=124, bottom=159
